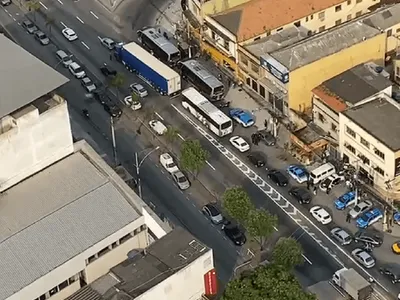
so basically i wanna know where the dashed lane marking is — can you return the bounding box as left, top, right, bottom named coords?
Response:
left=81, top=41, right=90, bottom=50
left=302, top=254, right=312, bottom=265
left=76, top=16, right=84, bottom=24
left=178, top=133, right=185, bottom=141
left=206, top=161, right=216, bottom=171
left=57, top=0, right=64, bottom=4
left=39, top=1, right=48, bottom=9
left=155, top=112, right=164, bottom=120
left=60, top=21, right=67, bottom=28
left=90, top=11, right=99, bottom=19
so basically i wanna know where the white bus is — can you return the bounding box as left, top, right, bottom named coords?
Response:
left=181, top=87, right=233, bottom=137
left=179, top=59, right=224, bottom=100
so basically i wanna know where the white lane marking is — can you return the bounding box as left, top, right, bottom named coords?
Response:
left=273, top=226, right=278, bottom=232
left=90, top=11, right=99, bottom=19
left=4, top=9, right=8, bottom=12
left=12, top=17, right=16, bottom=21
left=57, top=0, right=63, bottom=4
left=302, top=254, right=312, bottom=265
left=39, top=1, right=48, bottom=9
left=178, top=133, right=185, bottom=141
left=155, top=112, right=164, bottom=120
left=60, top=21, right=67, bottom=28
left=81, top=41, right=90, bottom=50
left=206, top=161, right=215, bottom=171
left=76, top=16, right=84, bottom=24
left=171, top=103, right=390, bottom=295
left=7, top=13, right=12, bottom=18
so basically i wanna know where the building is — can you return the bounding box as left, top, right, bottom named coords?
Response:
left=65, top=227, right=216, bottom=300
left=0, top=34, right=170, bottom=300
left=312, top=63, right=392, bottom=143
left=339, top=94, right=400, bottom=194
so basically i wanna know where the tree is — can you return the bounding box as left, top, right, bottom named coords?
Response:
left=27, top=1, right=41, bottom=21
left=222, top=187, right=253, bottom=226
left=45, top=16, right=55, bottom=36
left=246, top=208, right=278, bottom=250
left=272, top=237, right=304, bottom=270
left=180, top=139, right=209, bottom=179
left=165, top=126, right=180, bottom=150
left=222, top=264, right=316, bottom=300
left=136, top=105, right=155, bottom=134
left=110, top=72, right=125, bottom=101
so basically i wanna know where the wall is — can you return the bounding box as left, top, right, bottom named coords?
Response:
left=202, top=0, right=251, bottom=15
left=0, top=99, right=73, bottom=192
left=385, top=26, right=400, bottom=53
left=312, top=96, right=341, bottom=141
left=136, top=249, right=214, bottom=300
left=288, top=33, right=386, bottom=112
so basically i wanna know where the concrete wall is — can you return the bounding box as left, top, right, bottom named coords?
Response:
left=384, top=24, right=400, bottom=53
left=135, top=249, right=214, bottom=300
left=288, top=33, right=386, bottom=112
left=0, top=97, right=73, bottom=192
left=312, top=95, right=340, bottom=141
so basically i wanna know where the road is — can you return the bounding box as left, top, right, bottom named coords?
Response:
left=0, top=1, right=389, bottom=296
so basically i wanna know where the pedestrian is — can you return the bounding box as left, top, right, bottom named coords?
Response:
left=109, top=53, right=113, bottom=61
left=326, top=187, right=331, bottom=195
left=313, top=186, right=317, bottom=195
left=218, top=73, right=222, bottom=81
left=251, top=133, right=255, bottom=144
left=254, top=136, right=259, bottom=146
left=306, top=180, right=310, bottom=190
left=264, top=119, right=268, bottom=129
left=346, top=213, right=351, bottom=223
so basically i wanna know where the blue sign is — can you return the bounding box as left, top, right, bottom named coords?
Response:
left=260, top=55, right=289, bottom=84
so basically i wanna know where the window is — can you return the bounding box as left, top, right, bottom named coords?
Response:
left=347, top=14, right=352, bottom=21
left=387, top=29, right=393, bottom=37
left=318, top=11, right=325, bottom=20
left=335, top=5, right=342, bottom=12
left=345, top=144, right=356, bottom=154
left=39, top=295, right=46, bottom=300
left=98, top=246, right=111, bottom=257
left=360, top=137, right=370, bottom=148
left=397, top=66, right=400, bottom=75
left=346, top=126, right=356, bottom=138
left=356, top=0, right=362, bottom=3
left=306, top=16, right=309, bottom=22
left=294, top=21, right=301, bottom=27
left=347, top=0, right=351, bottom=4
left=251, top=63, right=259, bottom=74
left=277, top=27, right=283, bottom=32
left=356, top=11, right=362, bottom=17
left=375, top=166, right=384, bottom=176
left=59, top=280, right=69, bottom=291
left=88, top=254, right=96, bottom=264
left=335, top=19, right=342, bottom=25
left=120, top=233, right=132, bottom=244
left=260, top=85, right=266, bottom=98
left=318, top=112, right=325, bottom=123
left=253, top=37, right=260, bottom=41
left=319, top=26, right=326, bottom=32
left=397, top=28, right=400, bottom=33
left=68, top=276, right=77, bottom=285
left=360, top=156, right=370, bottom=166
left=239, top=53, right=248, bottom=67
left=49, top=287, right=58, bottom=296
left=112, top=241, right=118, bottom=248
left=310, top=14, right=314, bottom=20
left=374, top=148, right=385, bottom=160
left=331, top=123, right=337, bottom=132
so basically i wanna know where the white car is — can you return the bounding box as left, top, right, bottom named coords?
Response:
left=130, top=83, right=148, bottom=98
left=99, top=37, right=115, bottom=50
left=319, top=173, right=344, bottom=192
left=229, top=136, right=250, bottom=152
left=159, top=153, right=179, bottom=173
left=351, top=248, right=375, bottom=269
left=309, top=206, right=332, bottom=225
left=149, top=120, right=167, bottom=135
left=349, top=200, right=373, bottom=219
left=68, top=62, right=86, bottom=78
left=62, top=28, right=78, bottom=41
left=123, top=96, right=142, bottom=111
left=81, top=77, right=96, bottom=93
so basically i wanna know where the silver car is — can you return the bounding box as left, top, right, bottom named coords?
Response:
left=81, top=77, right=96, bottom=93
left=331, top=227, right=352, bottom=245
left=172, top=171, right=190, bottom=190
left=130, top=83, right=148, bottom=98
left=202, top=204, right=223, bottom=224
left=34, top=31, right=50, bottom=45
left=351, top=248, right=375, bottom=268
left=349, top=200, right=373, bottom=219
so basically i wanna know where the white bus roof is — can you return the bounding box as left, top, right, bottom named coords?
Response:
left=311, top=162, right=335, bottom=174
left=140, top=27, right=180, bottom=55
left=182, top=87, right=230, bottom=125
left=123, top=42, right=179, bottom=80
left=181, top=60, right=223, bottom=89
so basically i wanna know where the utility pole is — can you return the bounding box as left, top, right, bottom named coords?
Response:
left=110, top=116, right=118, bottom=166
left=134, top=146, right=160, bottom=199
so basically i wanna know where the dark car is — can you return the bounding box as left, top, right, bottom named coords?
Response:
left=222, top=222, right=246, bottom=246
left=100, top=63, right=117, bottom=77
left=103, top=102, right=122, bottom=118
left=247, top=152, right=266, bottom=167
left=268, top=169, right=288, bottom=187
left=93, top=89, right=107, bottom=105
left=379, top=263, right=400, bottom=284
left=289, top=187, right=311, bottom=204
left=257, top=130, right=276, bottom=146
left=354, top=230, right=383, bottom=247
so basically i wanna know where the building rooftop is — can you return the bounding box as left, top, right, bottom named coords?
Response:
left=313, top=63, right=392, bottom=113
left=202, top=0, right=251, bottom=15
left=363, top=4, right=400, bottom=31
left=0, top=142, right=142, bottom=300
left=245, top=26, right=310, bottom=58
left=211, top=0, right=345, bottom=42
left=0, top=34, right=68, bottom=119
left=343, top=96, right=400, bottom=151
left=66, top=228, right=210, bottom=300
left=271, top=21, right=380, bottom=71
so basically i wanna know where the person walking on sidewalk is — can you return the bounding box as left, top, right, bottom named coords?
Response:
left=346, top=213, right=351, bottom=223
left=326, top=187, right=331, bottom=195
left=313, top=186, right=317, bottom=195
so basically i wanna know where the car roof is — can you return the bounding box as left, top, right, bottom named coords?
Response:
left=82, top=77, right=91, bottom=82
left=358, top=200, right=373, bottom=208
left=23, top=20, right=33, bottom=24
left=383, top=264, right=400, bottom=273
left=205, top=204, right=219, bottom=213
left=70, top=62, right=79, bottom=67
left=65, top=28, right=75, bottom=34
left=365, top=208, right=380, bottom=217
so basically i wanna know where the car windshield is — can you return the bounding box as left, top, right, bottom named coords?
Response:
left=322, top=215, right=330, bottom=220
left=365, top=257, right=373, bottom=263
left=354, top=205, right=362, bottom=212
left=360, top=214, right=370, bottom=222
left=177, top=175, right=186, bottom=183
left=208, top=206, right=219, bottom=216
left=240, top=142, right=247, bottom=146
left=221, top=121, right=232, bottom=130
left=166, top=162, right=176, bottom=168
left=75, top=67, right=83, bottom=73
left=38, top=33, right=45, bottom=38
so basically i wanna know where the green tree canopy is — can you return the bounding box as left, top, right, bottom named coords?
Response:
left=110, top=72, right=125, bottom=100
left=27, top=1, right=41, bottom=21
left=247, top=208, right=278, bottom=250
left=222, top=187, right=254, bottom=225
left=165, top=126, right=180, bottom=150
left=222, top=264, right=316, bottom=300
left=180, top=140, right=210, bottom=179
left=272, top=237, right=304, bottom=270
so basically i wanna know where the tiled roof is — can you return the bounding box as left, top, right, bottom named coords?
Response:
left=312, top=86, right=348, bottom=113
left=212, top=0, right=346, bottom=42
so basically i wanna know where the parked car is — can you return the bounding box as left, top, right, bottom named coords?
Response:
left=379, top=263, right=400, bottom=283
left=229, top=136, right=250, bottom=152
left=99, top=37, right=116, bottom=50
left=349, top=200, right=373, bottom=219
left=247, top=152, right=266, bottom=167
left=310, top=206, right=332, bottom=225
left=334, top=191, right=357, bottom=210
left=55, top=49, right=73, bottom=67
left=202, top=204, right=224, bottom=224
left=68, top=62, right=86, bottom=78
left=130, top=83, right=148, bottom=98
left=392, top=241, right=400, bottom=254
left=172, top=171, right=190, bottom=190
left=229, top=109, right=254, bottom=127
left=354, top=231, right=383, bottom=247
left=257, top=130, right=276, bottom=146
left=351, top=248, right=375, bottom=268
left=356, top=208, right=383, bottom=228
left=81, top=77, right=96, bottom=93
left=93, top=89, right=107, bottom=105
left=331, top=227, right=352, bottom=245
left=100, top=63, right=117, bottom=77
left=123, top=95, right=142, bottom=111
left=103, top=102, right=122, bottom=118
left=34, top=31, right=50, bottom=45
left=222, top=222, right=246, bottom=246
left=287, top=165, right=308, bottom=184
left=22, top=20, right=38, bottom=34
left=62, top=28, right=78, bottom=41
left=268, top=169, right=288, bottom=187
left=149, top=120, right=167, bottom=135
left=319, top=173, right=344, bottom=192
left=1, top=0, right=11, bottom=6
left=159, top=153, right=179, bottom=173
left=289, top=187, right=311, bottom=204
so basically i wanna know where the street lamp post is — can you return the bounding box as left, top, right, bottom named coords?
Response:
left=134, top=146, right=160, bottom=198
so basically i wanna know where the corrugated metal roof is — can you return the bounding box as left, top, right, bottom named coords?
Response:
left=0, top=152, right=141, bottom=300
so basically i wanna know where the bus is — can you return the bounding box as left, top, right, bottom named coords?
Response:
left=137, top=26, right=181, bottom=66
left=179, top=59, right=224, bottom=101
left=181, top=87, right=233, bottom=137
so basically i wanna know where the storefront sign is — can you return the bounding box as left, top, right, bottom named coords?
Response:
left=204, top=269, right=217, bottom=295
left=260, top=55, right=289, bottom=84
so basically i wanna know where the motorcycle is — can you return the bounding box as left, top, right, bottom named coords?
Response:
left=216, top=101, right=230, bottom=108
left=82, top=109, right=90, bottom=118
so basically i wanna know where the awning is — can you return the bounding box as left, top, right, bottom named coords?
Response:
left=183, top=10, right=201, bottom=29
